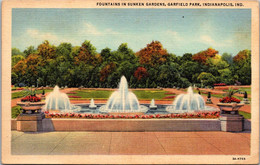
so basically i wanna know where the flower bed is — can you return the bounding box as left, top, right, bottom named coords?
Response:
left=68, top=95, right=81, bottom=98
left=21, top=95, right=41, bottom=102
left=67, top=92, right=77, bottom=94
left=44, top=111, right=220, bottom=119
left=219, top=97, right=240, bottom=103
left=163, top=96, right=176, bottom=99
left=214, top=83, right=226, bottom=86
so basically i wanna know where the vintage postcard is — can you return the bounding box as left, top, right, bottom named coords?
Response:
left=1, top=0, right=259, bottom=164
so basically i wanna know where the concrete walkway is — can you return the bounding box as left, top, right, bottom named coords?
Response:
left=11, top=131, right=250, bottom=155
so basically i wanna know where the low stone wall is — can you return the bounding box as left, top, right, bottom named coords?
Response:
left=12, top=118, right=220, bottom=132
left=11, top=118, right=251, bottom=132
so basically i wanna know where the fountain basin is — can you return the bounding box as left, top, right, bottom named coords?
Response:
left=17, top=102, right=45, bottom=107
left=50, top=103, right=217, bottom=115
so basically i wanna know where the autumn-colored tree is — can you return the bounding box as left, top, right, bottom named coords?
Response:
left=37, top=40, right=56, bottom=60
left=233, top=49, right=251, bottom=63
left=13, top=60, right=27, bottom=75
left=192, top=48, right=219, bottom=64
left=136, top=41, right=168, bottom=67
left=12, top=55, right=25, bottom=67
left=134, top=67, right=148, bottom=80
left=25, top=54, right=43, bottom=76
left=100, top=62, right=116, bottom=82
left=74, top=40, right=98, bottom=65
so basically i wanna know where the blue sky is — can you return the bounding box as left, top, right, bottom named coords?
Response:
left=12, top=8, right=251, bottom=56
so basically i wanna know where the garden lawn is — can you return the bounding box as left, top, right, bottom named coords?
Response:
left=11, top=89, right=52, bottom=99
left=132, top=90, right=170, bottom=100
left=68, top=89, right=173, bottom=100
left=68, top=90, right=113, bottom=99
left=194, top=89, right=251, bottom=101
left=238, top=87, right=251, bottom=95
left=239, top=111, right=251, bottom=119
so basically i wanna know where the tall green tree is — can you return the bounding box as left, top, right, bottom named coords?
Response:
left=12, top=48, right=24, bottom=56
left=23, top=46, right=37, bottom=58
left=232, top=50, right=251, bottom=85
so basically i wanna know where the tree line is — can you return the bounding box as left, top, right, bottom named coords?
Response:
left=11, top=40, right=251, bottom=88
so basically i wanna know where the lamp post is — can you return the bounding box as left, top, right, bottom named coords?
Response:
left=37, top=78, right=39, bottom=88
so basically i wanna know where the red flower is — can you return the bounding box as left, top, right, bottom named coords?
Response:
left=21, top=95, right=41, bottom=102
left=163, top=96, right=176, bottom=99
left=220, top=97, right=240, bottom=103
left=68, top=96, right=81, bottom=98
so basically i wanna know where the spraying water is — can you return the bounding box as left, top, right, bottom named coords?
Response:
left=44, top=86, right=80, bottom=112
left=102, top=76, right=148, bottom=113
left=89, top=98, right=97, bottom=109
left=149, top=99, right=157, bottom=109
left=173, top=86, right=205, bottom=111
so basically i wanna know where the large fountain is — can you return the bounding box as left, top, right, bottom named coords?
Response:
left=174, top=86, right=205, bottom=110
left=44, top=86, right=80, bottom=112
left=167, top=86, right=215, bottom=113
left=100, top=76, right=148, bottom=113
left=42, top=83, right=215, bottom=114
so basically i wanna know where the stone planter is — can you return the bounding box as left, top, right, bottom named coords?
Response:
left=217, top=103, right=244, bottom=115
left=16, top=113, right=45, bottom=132
left=17, top=101, right=45, bottom=107
left=219, top=114, right=244, bottom=132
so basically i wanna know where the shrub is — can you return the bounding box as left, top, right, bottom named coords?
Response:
left=12, top=106, right=22, bottom=118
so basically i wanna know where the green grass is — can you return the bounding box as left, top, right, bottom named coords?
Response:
left=239, top=111, right=251, bottom=119
left=68, top=90, right=113, bottom=99
left=221, top=87, right=251, bottom=95
left=238, top=87, right=251, bottom=95
left=11, top=89, right=52, bottom=99
left=68, top=89, right=172, bottom=100
left=132, top=90, right=169, bottom=100
left=12, top=106, right=22, bottom=118
left=194, top=89, right=251, bottom=102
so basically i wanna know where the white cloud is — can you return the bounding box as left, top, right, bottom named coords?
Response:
left=27, top=29, right=59, bottom=41
left=199, top=35, right=233, bottom=47
left=12, top=28, right=79, bottom=50
left=81, top=22, right=120, bottom=36
left=165, top=30, right=182, bottom=41
left=200, top=35, right=215, bottom=45
left=83, top=23, right=102, bottom=36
